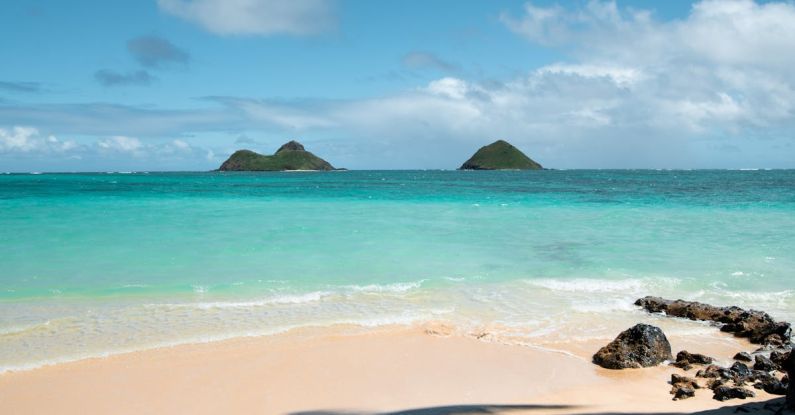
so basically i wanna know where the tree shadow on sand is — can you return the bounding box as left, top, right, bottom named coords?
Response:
left=287, top=397, right=791, bottom=415
left=288, top=404, right=574, bottom=415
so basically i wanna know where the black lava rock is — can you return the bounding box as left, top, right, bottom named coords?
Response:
left=593, top=324, right=673, bottom=369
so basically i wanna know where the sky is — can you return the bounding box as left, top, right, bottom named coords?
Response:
left=1, top=0, right=794, bottom=171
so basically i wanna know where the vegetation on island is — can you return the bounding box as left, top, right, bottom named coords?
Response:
left=459, top=140, right=543, bottom=170
left=218, top=141, right=336, bottom=171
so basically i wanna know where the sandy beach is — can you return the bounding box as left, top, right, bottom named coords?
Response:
left=0, top=323, right=784, bottom=415
left=4, top=0, right=795, bottom=413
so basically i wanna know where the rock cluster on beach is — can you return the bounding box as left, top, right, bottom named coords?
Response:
left=634, top=297, right=792, bottom=403
left=634, top=296, right=791, bottom=346
left=593, top=323, right=673, bottom=369
left=218, top=140, right=338, bottom=171
left=787, top=352, right=795, bottom=410
left=594, top=297, right=792, bottom=406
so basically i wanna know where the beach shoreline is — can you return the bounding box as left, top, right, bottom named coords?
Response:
left=0, top=322, right=782, bottom=415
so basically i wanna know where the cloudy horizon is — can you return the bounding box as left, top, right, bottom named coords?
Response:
left=1, top=0, right=794, bottom=172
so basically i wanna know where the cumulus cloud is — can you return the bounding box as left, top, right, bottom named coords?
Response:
left=0, top=124, right=215, bottom=171
left=502, top=0, right=795, bottom=72
left=127, top=36, right=189, bottom=68
left=156, top=0, right=335, bottom=36
left=95, top=136, right=204, bottom=160
left=500, top=2, right=573, bottom=46
left=536, top=64, right=644, bottom=88
left=97, top=136, right=144, bottom=154
left=496, top=0, right=795, bottom=135
left=94, top=70, right=155, bottom=87
left=401, top=52, right=458, bottom=72
left=0, top=126, right=77, bottom=153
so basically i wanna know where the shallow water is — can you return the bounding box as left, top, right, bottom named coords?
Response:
left=1, top=170, right=793, bottom=371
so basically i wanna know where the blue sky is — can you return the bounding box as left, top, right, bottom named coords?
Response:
left=1, top=0, right=794, bottom=171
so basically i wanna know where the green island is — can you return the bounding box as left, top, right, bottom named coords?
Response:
left=218, top=141, right=337, bottom=171
left=459, top=140, right=543, bottom=170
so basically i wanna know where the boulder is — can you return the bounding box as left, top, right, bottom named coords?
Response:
left=672, top=386, right=696, bottom=401
left=730, top=362, right=752, bottom=378
left=634, top=296, right=791, bottom=345
left=707, top=378, right=727, bottom=390
left=734, top=352, right=753, bottom=362
left=670, top=374, right=699, bottom=400
left=754, top=354, right=777, bottom=372
left=593, top=324, right=673, bottom=369
left=672, top=374, right=700, bottom=388
left=697, top=365, right=734, bottom=380
left=787, top=352, right=795, bottom=410
left=754, top=375, right=787, bottom=395
left=771, top=350, right=791, bottom=368
left=713, top=386, right=755, bottom=401
left=672, top=350, right=714, bottom=370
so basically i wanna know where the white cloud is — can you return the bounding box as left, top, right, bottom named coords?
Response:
left=97, top=136, right=144, bottom=153
left=95, top=136, right=205, bottom=158
left=0, top=126, right=216, bottom=171
left=499, top=2, right=571, bottom=46
left=496, top=0, right=795, bottom=135
left=503, top=0, right=795, bottom=72
left=425, top=77, right=475, bottom=100
left=0, top=126, right=77, bottom=153
left=156, top=0, right=335, bottom=36
left=537, top=64, right=644, bottom=87
left=172, top=139, right=190, bottom=150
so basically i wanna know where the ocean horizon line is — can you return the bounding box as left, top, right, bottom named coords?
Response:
left=2, top=168, right=793, bottom=175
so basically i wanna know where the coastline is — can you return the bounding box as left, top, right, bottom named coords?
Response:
left=0, top=323, right=781, bottom=414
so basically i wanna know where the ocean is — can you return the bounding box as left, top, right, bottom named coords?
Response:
left=1, top=170, right=793, bottom=372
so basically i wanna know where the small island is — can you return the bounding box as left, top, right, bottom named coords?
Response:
left=459, top=140, right=543, bottom=170
left=218, top=141, right=337, bottom=171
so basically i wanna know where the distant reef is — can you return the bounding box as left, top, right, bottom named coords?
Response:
left=459, top=140, right=543, bottom=170
left=218, top=141, right=337, bottom=171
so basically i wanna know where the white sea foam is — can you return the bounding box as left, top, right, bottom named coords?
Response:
left=713, top=289, right=793, bottom=304
left=147, top=291, right=334, bottom=310
left=525, top=277, right=677, bottom=293
left=338, top=310, right=439, bottom=327
left=344, top=280, right=425, bottom=294
left=570, top=298, right=639, bottom=313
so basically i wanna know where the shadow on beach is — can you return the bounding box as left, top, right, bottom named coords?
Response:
left=287, top=397, right=791, bottom=415
left=288, top=405, right=574, bottom=415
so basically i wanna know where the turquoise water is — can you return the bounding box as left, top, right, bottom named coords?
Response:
left=1, top=170, right=794, bottom=370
